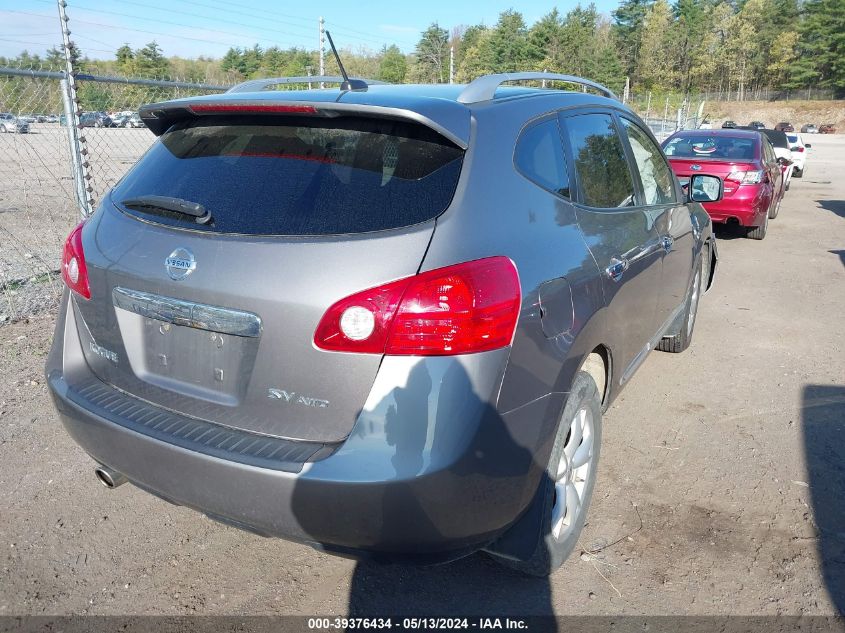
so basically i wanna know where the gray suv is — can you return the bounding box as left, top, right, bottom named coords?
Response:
left=46, top=72, right=720, bottom=575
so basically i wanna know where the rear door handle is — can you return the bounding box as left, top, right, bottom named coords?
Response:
left=605, top=257, right=629, bottom=282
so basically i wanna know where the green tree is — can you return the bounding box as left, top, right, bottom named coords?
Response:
left=788, top=0, right=845, bottom=91
left=134, top=41, right=169, bottom=78
left=488, top=10, right=534, bottom=72
left=115, top=44, right=134, bottom=75
left=455, top=28, right=494, bottom=81
left=612, top=0, right=653, bottom=77
left=378, top=45, right=407, bottom=83
left=413, top=23, right=450, bottom=82
left=636, top=0, right=675, bottom=89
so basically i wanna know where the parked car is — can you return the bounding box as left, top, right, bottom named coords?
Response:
left=774, top=122, right=794, bottom=132
left=819, top=123, right=837, bottom=134
left=662, top=128, right=785, bottom=239
left=786, top=133, right=810, bottom=178
left=0, top=113, right=29, bottom=133
left=748, top=121, right=766, bottom=130
left=46, top=114, right=58, bottom=123
left=722, top=120, right=738, bottom=129
left=46, top=72, right=720, bottom=576
left=800, top=124, right=818, bottom=134
left=79, top=112, right=112, bottom=128
left=758, top=128, right=795, bottom=192
left=112, top=113, right=144, bottom=128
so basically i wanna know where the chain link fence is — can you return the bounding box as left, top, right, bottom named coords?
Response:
left=0, top=64, right=228, bottom=323
left=0, top=64, right=717, bottom=323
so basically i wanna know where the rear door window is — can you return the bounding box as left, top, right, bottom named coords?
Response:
left=112, top=116, right=464, bottom=235
left=514, top=118, right=570, bottom=198
left=562, top=112, right=636, bottom=208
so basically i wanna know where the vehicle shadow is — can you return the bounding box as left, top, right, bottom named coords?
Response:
left=817, top=200, right=845, bottom=219
left=829, top=250, right=845, bottom=270
left=712, top=223, right=749, bottom=241
left=290, top=360, right=558, bottom=620
left=801, top=384, right=845, bottom=614
left=346, top=555, right=555, bottom=617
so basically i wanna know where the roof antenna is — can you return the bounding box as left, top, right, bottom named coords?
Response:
left=325, top=30, right=368, bottom=92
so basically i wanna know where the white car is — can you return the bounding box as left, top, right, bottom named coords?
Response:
left=786, top=133, right=810, bottom=178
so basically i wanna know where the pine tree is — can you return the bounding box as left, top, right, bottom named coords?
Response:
left=378, top=45, right=407, bottom=83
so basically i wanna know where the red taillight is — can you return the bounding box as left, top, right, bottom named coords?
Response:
left=797, top=147, right=805, bottom=153
left=61, top=221, right=90, bottom=299
left=189, top=104, right=317, bottom=114
left=314, top=257, right=521, bottom=356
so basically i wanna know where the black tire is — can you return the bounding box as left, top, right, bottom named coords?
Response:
left=793, top=167, right=803, bottom=179
left=657, top=254, right=703, bottom=353
left=768, top=195, right=781, bottom=219
left=492, top=371, right=602, bottom=577
left=747, top=212, right=768, bottom=240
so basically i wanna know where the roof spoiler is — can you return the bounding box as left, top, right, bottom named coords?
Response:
left=137, top=99, right=470, bottom=149
left=458, top=72, right=619, bottom=104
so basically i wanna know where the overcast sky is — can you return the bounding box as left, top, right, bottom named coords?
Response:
left=1, top=0, right=618, bottom=60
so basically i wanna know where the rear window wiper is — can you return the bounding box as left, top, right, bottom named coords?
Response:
left=120, top=195, right=213, bottom=225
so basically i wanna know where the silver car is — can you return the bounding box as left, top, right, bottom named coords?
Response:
left=46, top=73, right=720, bottom=575
left=0, top=113, right=29, bottom=133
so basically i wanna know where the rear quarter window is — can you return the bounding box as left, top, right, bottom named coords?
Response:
left=514, top=118, right=570, bottom=198
left=112, top=115, right=464, bottom=235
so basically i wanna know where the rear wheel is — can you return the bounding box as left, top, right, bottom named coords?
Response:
left=657, top=255, right=702, bottom=353
left=793, top=167, right=803, bottom=179
left=492, top=371, right=602, bottom=577
left=768, top=195, right=781, bottom=219
left=747, top=212, right=768, bottom=240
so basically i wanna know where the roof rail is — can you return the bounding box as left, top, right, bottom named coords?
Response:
left=457, top=72, right=618, bottom=104
left=227, top=76, right=388, bottom=94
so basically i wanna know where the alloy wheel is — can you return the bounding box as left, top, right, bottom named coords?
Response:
left=551, top=406, right=595, bottom=541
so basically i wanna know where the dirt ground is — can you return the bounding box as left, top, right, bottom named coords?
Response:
left=0, top=136, right=844, bottom=617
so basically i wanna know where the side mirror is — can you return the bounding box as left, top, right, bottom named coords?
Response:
left=777, top=156, right=793, bottom=166
left=687, top=174, right=723, bottom=203
left=805, top=143, right=812, bottom=148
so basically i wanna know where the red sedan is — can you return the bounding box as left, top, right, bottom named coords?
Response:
left=662, top=129, right=785, bottom=240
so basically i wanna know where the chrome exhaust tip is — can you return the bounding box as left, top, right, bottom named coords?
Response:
left=94, top=465, right=127, bottom=489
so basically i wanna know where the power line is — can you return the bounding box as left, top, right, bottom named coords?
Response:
left=2, top=9, right=279, bottom=49
left=0, top=37, right=114, bottom=56
left=74, top=0, right=320, bottom=44
left=169, top=0, right=417, bottom=48
left=324, top=20, right=418, bottom=47
left=28, top=1, right=314, bottom=48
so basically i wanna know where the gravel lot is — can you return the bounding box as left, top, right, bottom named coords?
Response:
left=1, top=135, right=843, bottom=617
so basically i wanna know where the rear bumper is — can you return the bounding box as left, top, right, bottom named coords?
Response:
left=46, top=292, right=560, bottom=562
left=703, top=185, right=769, bottom=227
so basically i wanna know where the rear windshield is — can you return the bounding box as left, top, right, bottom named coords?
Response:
left=111, top=115, right=464, bottom=235
left=663, top=135, right=756, bottom=160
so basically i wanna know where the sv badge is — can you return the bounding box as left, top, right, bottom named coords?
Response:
left=268, top=388, right=329, bottom=409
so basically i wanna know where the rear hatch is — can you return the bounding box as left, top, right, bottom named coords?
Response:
left=72, top=111, right=465, bottom=443
left=666, top=158, right=759, bottom=198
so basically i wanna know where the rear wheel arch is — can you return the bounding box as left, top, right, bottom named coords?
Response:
left=581, top=348, right=609, bottom=408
